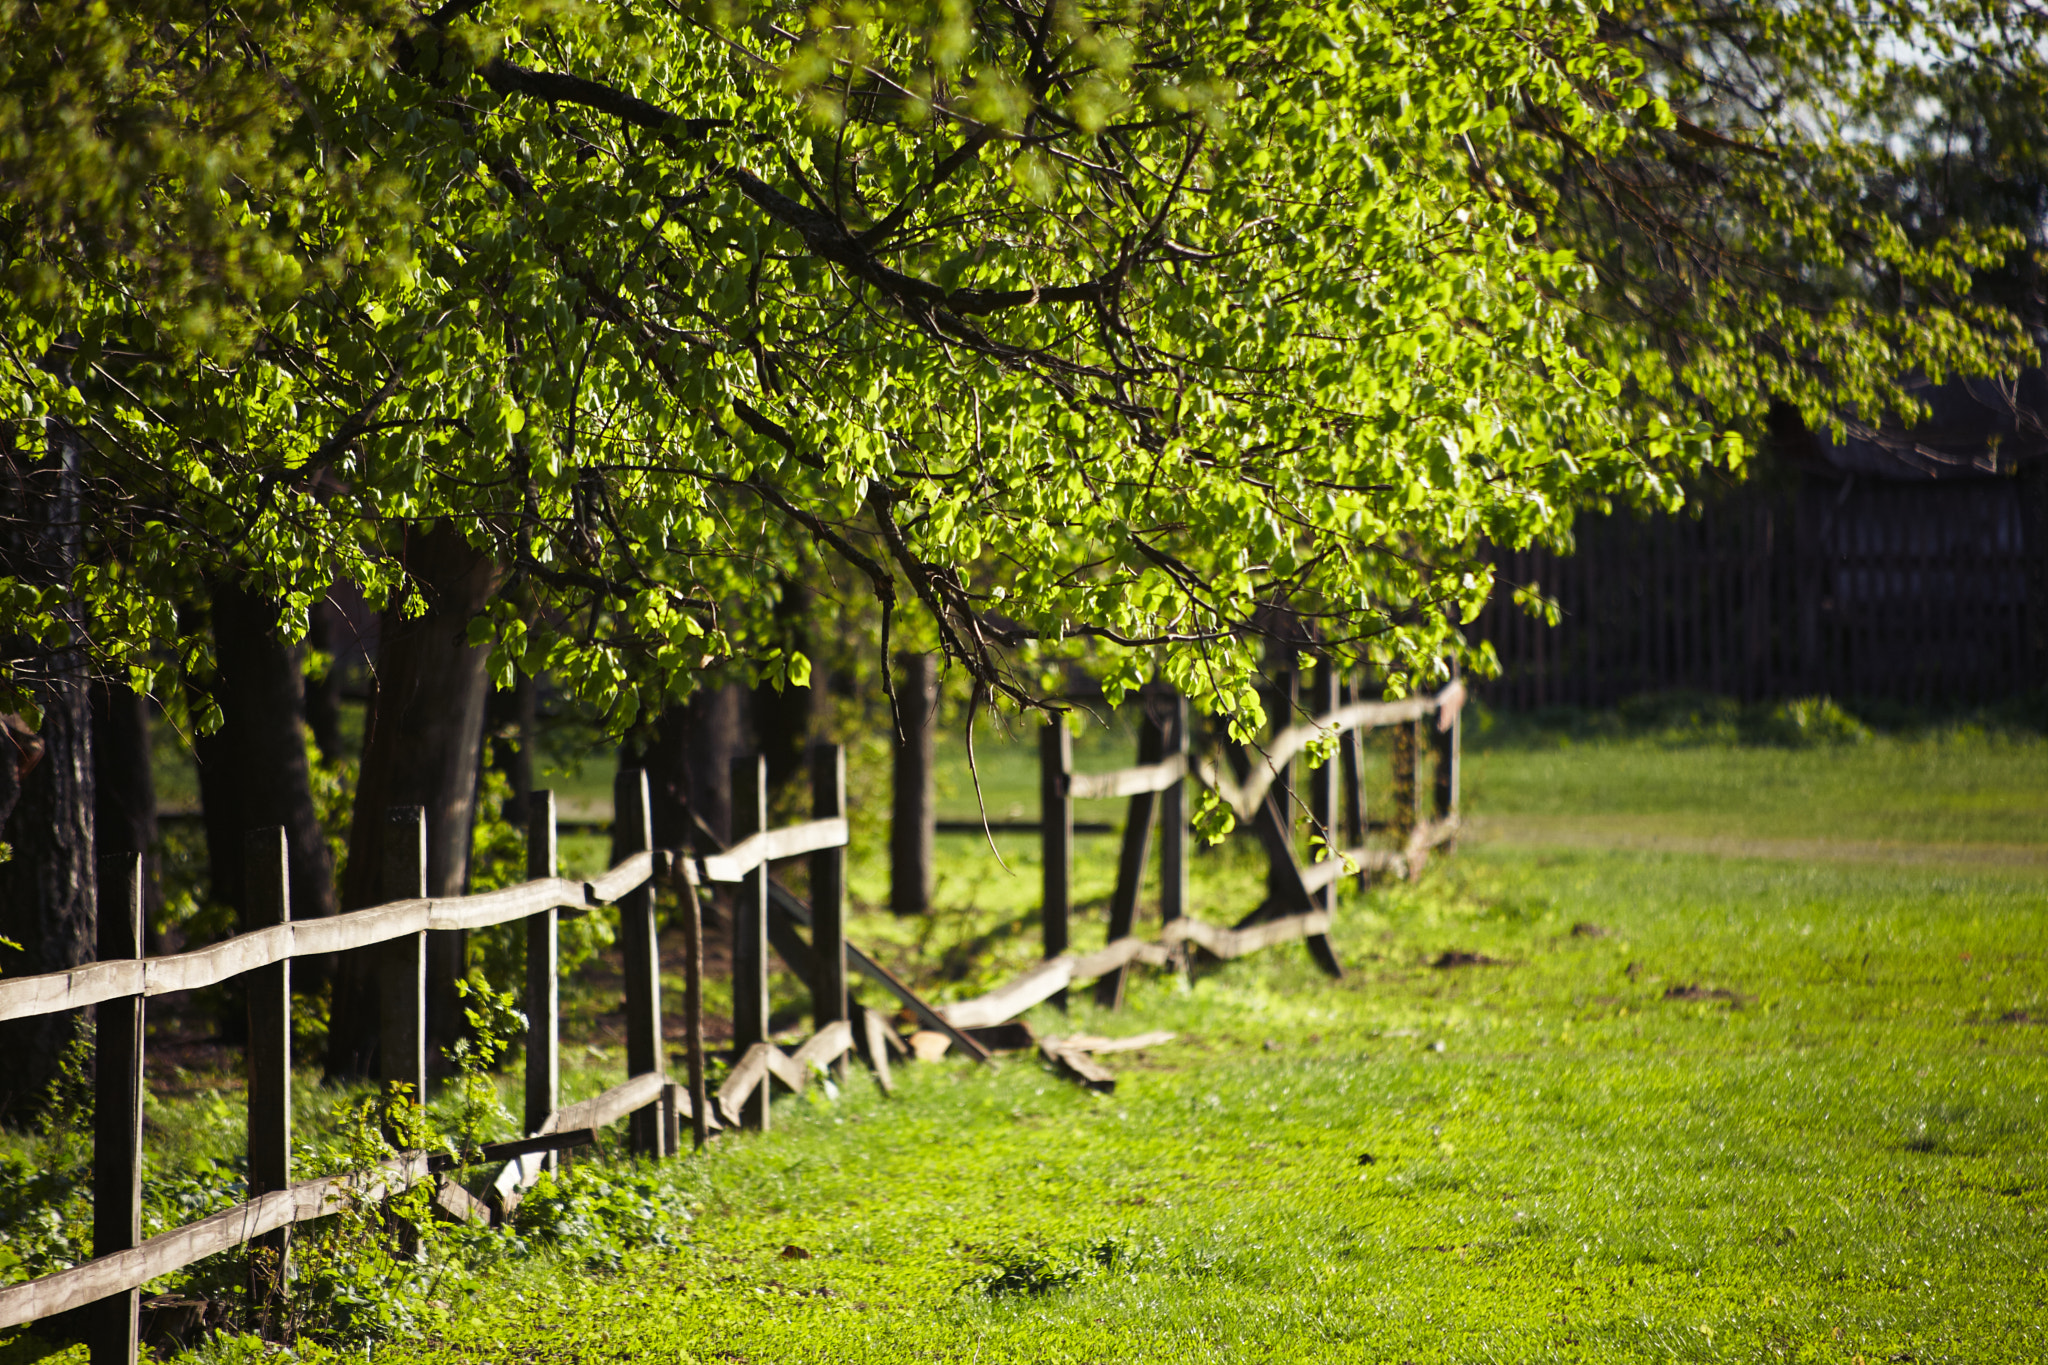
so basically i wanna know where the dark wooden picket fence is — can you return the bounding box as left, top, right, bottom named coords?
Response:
left=0, top=679, right=1466, bottom=1364
left=1476, top=474, right=2036, bottom=709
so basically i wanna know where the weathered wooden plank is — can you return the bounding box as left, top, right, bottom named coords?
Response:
left=1199, top=681, right=1466, bottom=821
left=717, top=1043, right=773, bottom=1125
left=1158, top=695, right=1189, bottom=927
left=0, top=1155, right=431, bottom=1329
left=551, top=1071, right=666, bottom=1135
left=1041, top=1030, right=1177, bottom=1054
left=432, top=1178, right=491, bottom=1226
left=764, top=1045, right=808, bottom=1094
left=428, top=877, right=589, bottom=932
left=430, top=1128, right=596, bottom=1172
left=1162, top=911, right=1333, bottom=959
left=586, top=849, right=655, bottom=905
left=855, top=1005, right=895, bottom=1094
left=694, top=817, right=850, bottom=884
left=91, top=855, right=145, bottom=1365
left=939, top=958, right=1074, bottom=1031
left=1039, top=1041, right=1117, bottom=1093
left=1066, top=753, right=1188, bottom=801
left=1299, top=849, right=1405, bottom=894
left=790, top=1020, right=855, bottom=1076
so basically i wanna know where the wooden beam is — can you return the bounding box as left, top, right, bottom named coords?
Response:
left=0, top=1155, right=433, bottom=1329
left=1039, top=720, right=1072, bottom=1006
left=90, top=854, right=144, bottom=1365
left=381, top=807, right=428, bottom=1125
left=1039, top=1040, right=1117, bottom=1093
left=1096, top=701, right=1167, bottom=1010
left=523, top=791, right=560, bottom=1152
left=810, top=746, right=848, bottom=1061
left=243, top=832, right=291, bottom=1341
left=614, top=769, right=665, bottom=1156
left=731, top=757, right=770, bottom=1130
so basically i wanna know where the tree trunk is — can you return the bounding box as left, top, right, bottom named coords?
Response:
left=0, top=422, right=96, bottom=1124
left=92, top=680, right=161, bottom=950
left=192, top=578, right=338, bottom=933
left=327, top=523, right=502, bottom=1080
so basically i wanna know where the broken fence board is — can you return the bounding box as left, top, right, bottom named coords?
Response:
left=1042, top=1031, right=1177, bottom=1055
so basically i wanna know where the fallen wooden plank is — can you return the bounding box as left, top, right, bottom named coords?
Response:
left=1041, top=1030, right=1177, bottom=1054
left=856, top=1005, right=896, bottom=1095
left=963, top=1021, right=1037, bottom=1052
left=937, top=958, right=1073, bottom=1030
left=1162, top=911, right=1332, bottom=959
left=0, top=1154, right=431, bottom=1328
left=1039, top=1041, right=1116, bottom=1093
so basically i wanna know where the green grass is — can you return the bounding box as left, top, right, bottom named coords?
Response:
left=16, top=723, right=2043, bottom=1364
left=339, top=842, right=2048, bottom=1365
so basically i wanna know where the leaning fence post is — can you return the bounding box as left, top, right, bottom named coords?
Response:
left=245, top=830, right=292, bottom=1337
left=732, top=755, right=771, bottom=1130
left=382, top=806, right=429, bottom=1129
left=1095, top=696, right=1166, bottom=1010
left=1038, top=718, right=1073, bottom=1007
left=614, top=768, right=665, bottom=1156
left=811, top=744, right=849, bottom=1067
left=1263, top=666, right=1298, bottom=906
left=90, top=853, right=144, bottom=1365
left=1158, top=693, right=1189, bottom=928
left=1309, top=663, right=1341, bottom=914
left=524, top=790, right=559, bottom=1143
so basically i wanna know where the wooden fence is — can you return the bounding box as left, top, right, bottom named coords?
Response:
left=0, top=679, right=1468, bottom=1364
left=1476, top=475, right=2037, bottom=709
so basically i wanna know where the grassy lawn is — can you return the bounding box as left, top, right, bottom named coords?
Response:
left=8, top=722, right=2045, bottom=1364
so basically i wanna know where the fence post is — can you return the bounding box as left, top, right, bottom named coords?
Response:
left=1158, top=693, right=1189, bottom=928
left=680, top=872, right=709, bottom=1149
left=1338, top=674, right=1368, bottom=891
left=732, top=755, right=771, bottom=1129
left=614, top=768, right=665, bottom=1156
left=382, top=806, right=429, bottom=1128
left=245, top=830, right=292, bottom=1337
left=1389, top=720, right=1419, bottom=846
left=1431, top=695, right=1461, bottom=849
left=1038, top=719, right=1072, bottom=1007
left=811, top=744, right=848, bottom=1064
left=1309, top=663, right=1340, bottom=914
left=1095, top=698, right=1166, bottom=1010
left=524, top=790, right=559, bottom=1142
left=890, top=651, right=937, bottom=917
left=1263, top=667, right=1298, bottom=907
left=89, top=854, right=144, bottom=1365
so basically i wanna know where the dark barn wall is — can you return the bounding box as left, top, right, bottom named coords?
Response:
left=1475, top=474, right=2037, bottom=710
